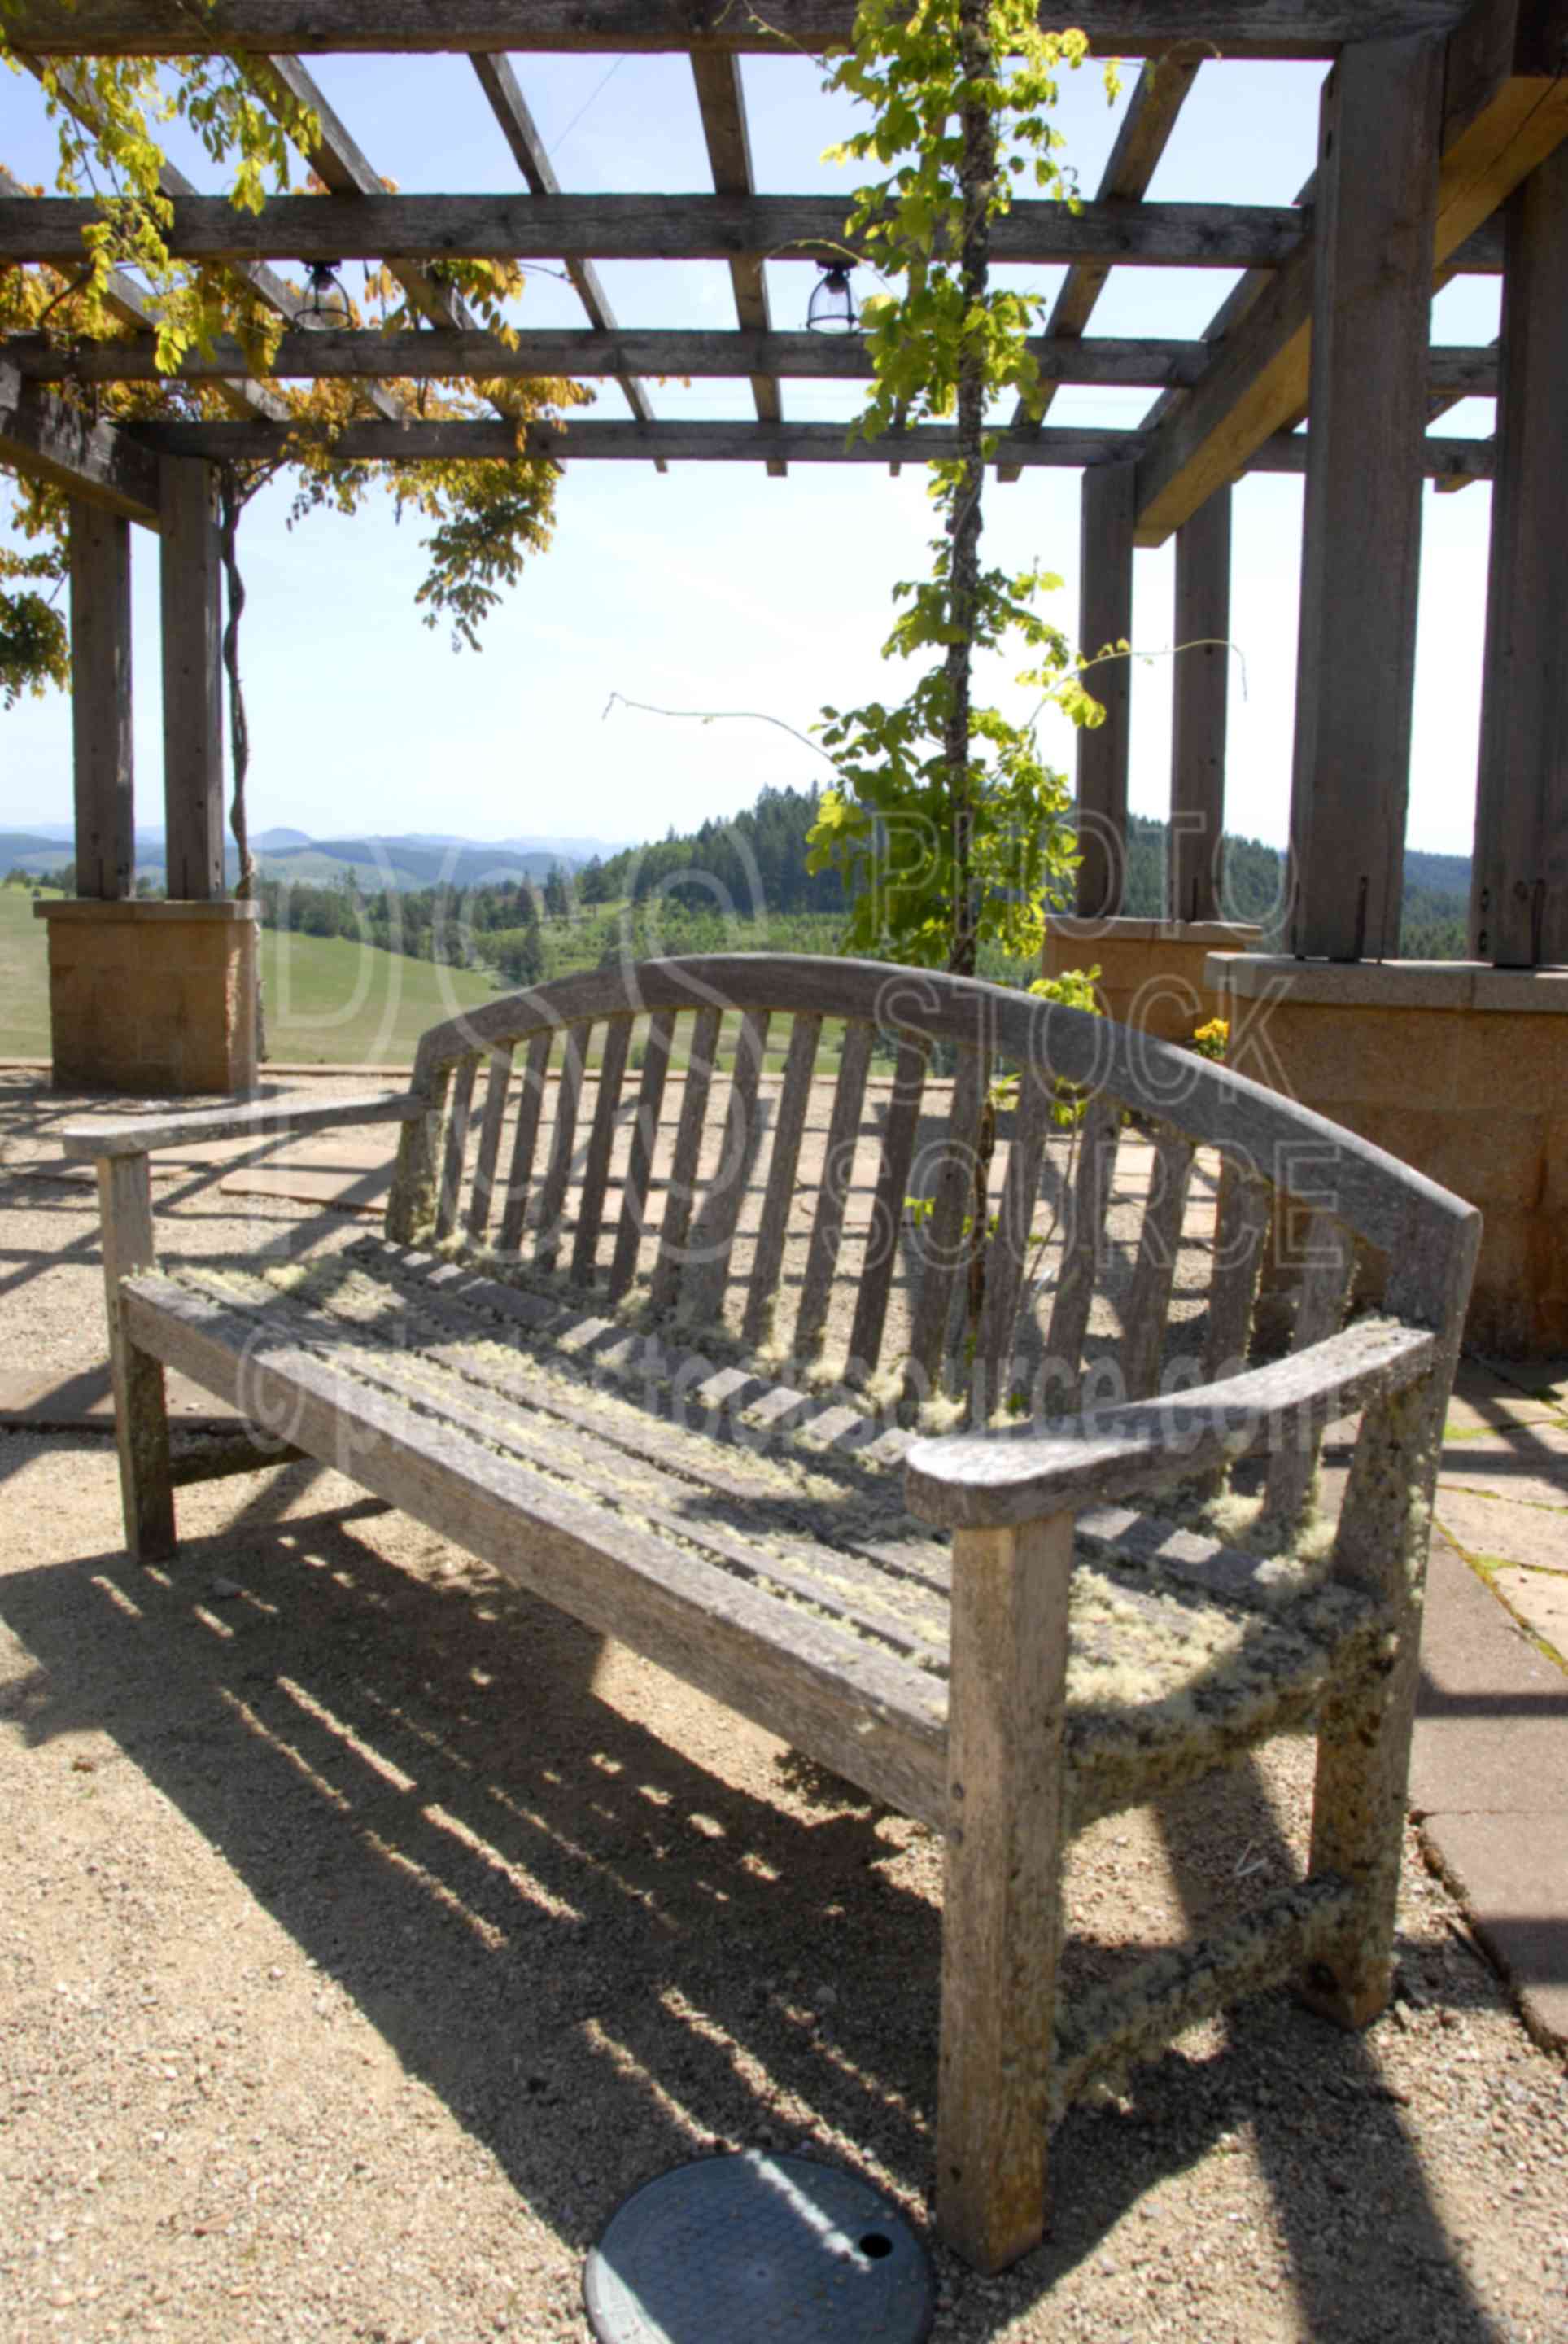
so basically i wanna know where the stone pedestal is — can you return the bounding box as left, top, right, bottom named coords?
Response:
left=1042, top=916, right=1263, bottom=1043
left=36, top=899, right=260, bottom=1096
left=1207, top=952, right=1568, bottom=1358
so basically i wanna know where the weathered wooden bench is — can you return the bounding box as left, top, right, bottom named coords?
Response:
left=63, top=953, right=1478, bottom=2273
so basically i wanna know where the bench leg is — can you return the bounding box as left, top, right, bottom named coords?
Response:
left=98, top=1156, right=176, bottom=1563
left=1303, top=1382, right=1430, bottom=2028
left=937, top=1512, right=1072, bottom=2274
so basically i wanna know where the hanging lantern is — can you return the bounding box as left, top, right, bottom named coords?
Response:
left=298, top=260, right=352, bottom=329
left=806, top=260, right=858, bottom=335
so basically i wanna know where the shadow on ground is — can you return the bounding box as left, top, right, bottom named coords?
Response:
left=0, top=1445, right=1521, bottom=2342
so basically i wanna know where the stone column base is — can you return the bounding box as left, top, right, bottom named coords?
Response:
left=1207, top=952, right=1568, bottom=1359
left=36, top=899, right=260, bottom=1096
left=1042, top=916, right=1263, bottom=1043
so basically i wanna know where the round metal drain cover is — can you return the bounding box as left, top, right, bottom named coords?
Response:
left=583, top=2150, right=934, bottom=2344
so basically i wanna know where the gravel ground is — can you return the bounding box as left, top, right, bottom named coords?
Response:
left=2, top=1075, right=1566, bottom=2344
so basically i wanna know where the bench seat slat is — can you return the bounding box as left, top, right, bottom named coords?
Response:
left=128, top=1251, right=1385, bottom=1839
left=122, top=1270, right=953, bottom=1829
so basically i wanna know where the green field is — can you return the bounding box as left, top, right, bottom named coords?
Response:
left=0, top=886, right=855, bottom=1071
left=0, top=886, right=58, bottom=1056
left=0, top=883, right=500, bottom=1067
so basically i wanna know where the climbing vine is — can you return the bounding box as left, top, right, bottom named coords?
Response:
left=0, top=2, right=590, bottom=701
left=805, top=0, right=1120, bottom=977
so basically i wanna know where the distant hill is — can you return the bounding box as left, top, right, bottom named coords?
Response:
left=252, top=825, right=313, bottom=851
left=258, top=837, right=575, bottom=890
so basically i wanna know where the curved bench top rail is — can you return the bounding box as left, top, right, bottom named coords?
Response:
left=407, top=953, right=1478, bottom=1287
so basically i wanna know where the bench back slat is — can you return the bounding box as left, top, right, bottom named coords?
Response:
left=907, top=1043, right=990, bottom=1394
left=572, top=1014, right=632, bottom=1284
left=972, top=1060, right=1054, bottom=1418
left=533, top=1023, right=587, bottom=1267
left=1265, top=1210, right=1356, bottom=1524
left=392, top=956, right=1478, bottom=1431
left=743, top=1010, right=822, bottom=1347
left=649, top=1004, right=723, bottom=1317
left=794, top=1017, right=875, bottom=1359
left=465, top=1045, right=515, bottom=1246
left=609, top=1008, right=676, bottom=1302
left=435, top=1052, right=479, bottom=1242
left=683, top=1008, right=772, bottom=1327
left=850, top=1034, right=929, bottom=1380
left=496, top=1027, right=553, bottom=1255
left=1046, top=1092, right=1121, bottom=1407
left=1120, top=1123, right=1198, bottom=1401
left=1206, top=1160, right=1271, bottom=1382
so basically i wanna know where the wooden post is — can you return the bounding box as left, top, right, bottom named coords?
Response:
left=937, top=1510, right=1072, bottom=2273
left=1470, top=141, right=1568, bottom=969
left=97, top=1152, right=176, bottom=1561
left=1286, top=37, right=1443, bottom=962
left=68, top=501, right=135, bottom=900
left=1168, top=485, right=1231, bottom=924
left=1075, top=461, right=1135, bottom=921
left=159, top=456, right=225, bottom=901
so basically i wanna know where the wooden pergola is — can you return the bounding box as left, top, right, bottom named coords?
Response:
left=0, top=0, right=1561, bottom=944
left=2, top=2, right=1566, bottom=1345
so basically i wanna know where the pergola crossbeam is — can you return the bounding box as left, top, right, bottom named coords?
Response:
left=4, top=328, right=1502, bottom=399
left=0, top=2, right=1483, bottom=61
left=112, top=414, right=1496, bottom=479
left=0, top=193, right=1322, bottom=270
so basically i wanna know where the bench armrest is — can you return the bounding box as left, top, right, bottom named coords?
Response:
left=904, top=1318, right=1436, bottom=1531
left=59, top=1088, right=426, bottom=1162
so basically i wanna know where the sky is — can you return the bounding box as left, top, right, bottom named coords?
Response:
left=0, top=42, right=1500, bottom=855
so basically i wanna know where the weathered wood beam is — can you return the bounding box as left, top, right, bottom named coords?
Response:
left=68, top=503, right=136, bottom=901
left=9, top=328, right=1502, bottom=396
left=1134, top=0, right=1568, bottom=545
left=0, top=2, right=1481, bottom=60
left=998, top=52, right=1201, bottom=482
left=1075, top=462, right=1137, bottom=920
left=0, top=358, right=162, bottom=525
left=11, top=56, right=368, bottom=426
left=116, top=414, right=1496, bottom=476
left=1169, top=486, right=1232, bottom=925
left=159, top=459, right=225, bottom=903
left=0, top=193, right=1313, bottom=270
left=1470, top=140, right=1568, bottom=968
left=470, top=52, right=664, bottom=466
left=1288, top=37, right=1444, bottom=963
left=0, top=160, right=287, bottom=426
left=691, top=49, right=785, bottom=476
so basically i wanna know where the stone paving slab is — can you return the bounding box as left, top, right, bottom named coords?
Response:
left=1412, top=1532, right=1568, bottom=2049
left=1434, top=1489, right=1568, bottom=1572
left=1447, top=1360, right=1567, bottom=1434
left=1493, top=1567, right=1568, bottom=1662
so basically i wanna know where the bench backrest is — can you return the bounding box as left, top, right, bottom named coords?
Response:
left=388, top=954, right=1477, bottom=1414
